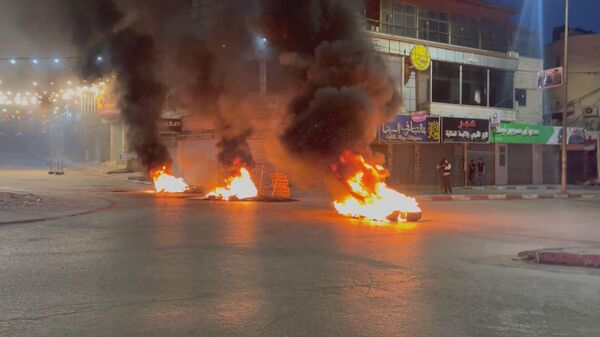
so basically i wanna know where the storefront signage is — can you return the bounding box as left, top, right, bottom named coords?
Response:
left=158, top=118, right=183, bottom=134
left=410, top=45, right=431, bottom=72
left=379, top=114, right=440, bottom=143
left=96, top=89, right=119, bottom=118
left=491, top=123, right=561, bottom=145
left=442, top=117, right=489, bottom=143
left=537, top=67, right=563, bottom=89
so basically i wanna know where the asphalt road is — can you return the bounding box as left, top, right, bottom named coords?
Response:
left=0, top=169, right=599, bottom=337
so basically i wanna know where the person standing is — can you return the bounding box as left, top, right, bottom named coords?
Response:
left=476, top=158, right=486, bottom=186
left=437, top=158, right=452, bottom=194
left=468, top=160, right=476, bottom=186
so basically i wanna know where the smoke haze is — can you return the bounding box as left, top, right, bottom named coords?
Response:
left=257, top=0, right=402, bottom=189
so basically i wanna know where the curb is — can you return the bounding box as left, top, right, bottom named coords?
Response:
left=462, top=185, right=558, bottom=191
left=518, top=247, right=600, bottom=268
left=0, top=198, right=117, bottom=226
left=416, top=193, right=600, bottom=202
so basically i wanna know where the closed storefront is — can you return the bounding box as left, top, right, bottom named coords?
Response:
left=467, top=144, right=495, bottom=185
left=178, top=133, right=218, bottom=187
left=542, top=146, right=560, bottom=184
left=507, top=144, right=532, bottom=184
left=491, top=122, right=562, bottom=185
left=420, top=143, right=457, bottom=186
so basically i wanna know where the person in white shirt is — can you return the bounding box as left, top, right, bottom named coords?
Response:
left=436, top=158, right=452, bottom=194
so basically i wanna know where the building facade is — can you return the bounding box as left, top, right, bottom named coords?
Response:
left=180, top=0, right=553, bottom=188
left=366, top=0, right=548, bottom=187
left=544, top=28, right=600, bottom=183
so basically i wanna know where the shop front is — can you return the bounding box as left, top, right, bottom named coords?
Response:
left=490, top=122, right=561, bottom=185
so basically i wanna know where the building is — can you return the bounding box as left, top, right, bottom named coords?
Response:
left=366, top=0, right=546, bottom=187
left=181, top=0, right=554, bottom=188
left=545, top=27, right=600, bottom=183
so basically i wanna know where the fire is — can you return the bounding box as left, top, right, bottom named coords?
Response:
left=333, top=152, right=421, bottom=222
left=205, top=167, right=258, bottom=200
left=152, top=166, right=189, bottom=193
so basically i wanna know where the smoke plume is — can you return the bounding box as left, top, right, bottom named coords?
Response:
left=168, top=2, right=262, bottom=173
left=63, top=0, right=170, bottom=173
left=257, top=0, right=402, bottom=187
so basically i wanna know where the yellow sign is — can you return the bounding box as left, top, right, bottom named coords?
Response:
left=410, top=45, right=431, bottom=72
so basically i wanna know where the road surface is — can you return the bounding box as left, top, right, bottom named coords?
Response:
left=0, top=169, right=599, bottom=337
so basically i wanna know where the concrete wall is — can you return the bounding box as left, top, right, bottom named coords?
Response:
left=546, top=35, right=600, bottom=131
left=515, top=57, right=543, bottom=124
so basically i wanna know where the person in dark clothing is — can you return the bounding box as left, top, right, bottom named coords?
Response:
left=476, top=158, right=486, bottom=186
left=468, top=160, right=476, bottom=186
left=436, top=158, right=452, bottom=194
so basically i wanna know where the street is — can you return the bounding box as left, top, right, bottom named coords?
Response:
left=1, top=169, right=599, bottom=337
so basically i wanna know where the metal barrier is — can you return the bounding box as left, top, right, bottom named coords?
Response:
left=48, top=160, right=65, bottom=175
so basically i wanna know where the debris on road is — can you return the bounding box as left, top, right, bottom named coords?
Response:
left=518, top=247, right=600, bottom=268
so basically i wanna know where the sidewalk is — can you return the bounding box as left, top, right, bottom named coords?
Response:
left=403, top=184, right=600, bottom=202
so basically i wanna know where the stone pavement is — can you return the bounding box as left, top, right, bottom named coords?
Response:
left=519, top=247, right=600, bottom=268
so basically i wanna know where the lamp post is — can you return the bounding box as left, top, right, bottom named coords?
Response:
left=561, top=0, right=569, bottom=193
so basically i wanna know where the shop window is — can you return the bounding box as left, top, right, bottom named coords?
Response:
left=381, top=1, right=417, bottom=38
left=489, top=69, right=514, bottom=109
left=451, top=15, right=480, bottom=49
left=432, top=61, right=460, bottom=104
left=481, top=21, right=508, bottom=52
left=462, top=65, right=487, bottom=106
left=515, top=88, right=527, bottom=107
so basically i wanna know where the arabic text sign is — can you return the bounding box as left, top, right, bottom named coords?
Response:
left=442, top=117, right=490, bottom=143
left=491, top=123, right=561, bottom=144
left=379, top=115, right=440, bottom=143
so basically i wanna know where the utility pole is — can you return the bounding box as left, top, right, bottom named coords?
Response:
left=561, top=0, right=569, bottom=193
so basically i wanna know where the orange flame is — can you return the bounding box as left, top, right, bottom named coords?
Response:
left=333, top=152, right=421, bottom=222
left=152, top=166, right=189, bottom=193
left=205, top=167, right=258, bottom=200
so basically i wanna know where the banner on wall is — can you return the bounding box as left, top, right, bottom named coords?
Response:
left=491, top=123, right=561, bottom=145
left=441, top=117, right=490, bottom=143
left=378, top=114, right=440, bottom=143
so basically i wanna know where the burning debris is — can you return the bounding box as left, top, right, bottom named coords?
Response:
left=152, top=166, right=189, bottom=194
left=332, top=152, right=421, bottom=222
left=205, top=165, right=258, bottom=201
left=258, top=0, right=418, bottom=221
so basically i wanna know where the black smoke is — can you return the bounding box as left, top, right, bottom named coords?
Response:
left=257, top=0, right=401, bottom=178
left=63, top=0, right=170, bottom=173
left=167, top=1, right=261, bottom=173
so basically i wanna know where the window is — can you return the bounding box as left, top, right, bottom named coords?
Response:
left=432, top=61, right=460, bottom=104
left=489, top=70, right=514, bottom=109
left=499, top=146, right=506, bottom=167
left=462, top=65, right=487, bottom=106
left=451, top=15, right=480, bottom=49
left=515, top=89, right=527, bottom=107
left=419, top=9, right=449, bottom=43
left=481, top=21, right=508, bottom=52
left=381, top=1, right=417, bottom=38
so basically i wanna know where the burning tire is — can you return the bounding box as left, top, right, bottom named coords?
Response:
left=401, top=211, right=422, bottom=222
left=386, top=210, right=422, bottom=222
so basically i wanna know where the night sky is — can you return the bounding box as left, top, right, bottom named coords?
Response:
left=490, top=0, right=600, bottom=42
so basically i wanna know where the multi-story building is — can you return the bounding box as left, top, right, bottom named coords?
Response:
left=181, top=0, right=550, bottom=188
left=545, top=26, right=600, bottom=183
left=366, top=0, right=547, bottom=186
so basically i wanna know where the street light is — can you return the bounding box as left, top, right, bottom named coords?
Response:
left=561, top=0, right=569, bottom=193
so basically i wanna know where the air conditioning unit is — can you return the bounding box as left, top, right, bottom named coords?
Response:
left=583, top=106, right=599, bottom=118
